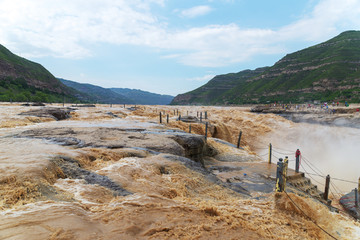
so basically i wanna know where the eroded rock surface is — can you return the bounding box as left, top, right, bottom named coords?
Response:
left=18, top=127, right=207, bottom=164
left=19, top=107, right=73, bottom=120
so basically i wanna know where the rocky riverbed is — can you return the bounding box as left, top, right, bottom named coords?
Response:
left=0, top=103, right=359, bottom=239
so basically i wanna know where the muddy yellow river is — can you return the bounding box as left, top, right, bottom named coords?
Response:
left=0, top=103, right=359, bottom=239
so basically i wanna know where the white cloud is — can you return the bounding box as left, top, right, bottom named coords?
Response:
left=0, top=0, right=359, bottom=67
left=179, top=5, right=212, bottom=18
left=0, top=0, right=164, bottom=58
left=186, top=74, right=215, bottom=82
left=278, top=0, right=360, bottom=42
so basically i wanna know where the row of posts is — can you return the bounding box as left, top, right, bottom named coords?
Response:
left=272, top=146, right=350, bottom=205
left=121, top=105, right=360, bottom=206
left=160, top=108, right=360, bottom=207
left=157, top=110, right=246, bottom=147
left=196, top=111, right=208, bottom=122
left=274, top=153, right=332, bottom=202
left=269, top=143, right=300, bottom=173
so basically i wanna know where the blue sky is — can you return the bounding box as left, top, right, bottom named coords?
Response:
left=0, top=0, right=360, bottom=96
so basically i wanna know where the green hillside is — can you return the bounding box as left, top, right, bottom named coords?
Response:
left=172, top=30, right=360, bottom=105
left=0, top=44, right=78, bottom=103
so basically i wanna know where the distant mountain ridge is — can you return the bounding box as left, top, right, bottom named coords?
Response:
left=59, top=79, right=134, bottom=104
left=172, top=30, right=360, bottom=105
left=0, top=43, right=173, bottom=105
left=110, top=88, right=174, bottom=105
left=60, top=79, right=174, bottom=105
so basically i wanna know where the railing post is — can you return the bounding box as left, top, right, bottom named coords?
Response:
left=166, top=114, right=169, bottom=124
left=205, top=122, right=208, bottom=141
left=159, top=112, right=162, bottom=123
left=237, top=131, right=242, bottom=148
left=276, top=158, right=284, bottom=192
left=178, top=114, right=181, bottom=121
left=200, top=112, right=203, bottom=122
left=205, top=111, right=207, bottom=119
left=268, top=143, right=272, bottom=164
left=283, top=156, right=289, bottom=191
left=295, top=154, right=300, bottom=173
left=355, top=188, right=359, bottom=208
left=324, top=175, right=330, bottom=201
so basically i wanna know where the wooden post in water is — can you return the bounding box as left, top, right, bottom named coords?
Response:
left=189, top=124, right=191, bottom=133
left=176, top=109, right=178, bottom=116
left=268, top=143, right=272, bottom=164
left=237, top=131, right=242, bottom=148
left=197, top=111, right=199, bottom=117
left=187, top=111, right=188, bottom=116
left=166, top=114, right=169, bottom=124
left=159, top=112, right=162, bottom=124
left=205, top=111, right=207, bottom=119
left=173, top=109, right=175, bottom=115
left=200, top=112, right=203, bottom=122
left=110, top=103, right=112, bottom=108
left=275, top=158, right=284, bottom=192
left=178, top=114, right=181, bottom=121
left=205, top=122, right=208, bottom=141
left=324, top=175, right=330, bottom=201
left=123, top=104, right=125, bottom=108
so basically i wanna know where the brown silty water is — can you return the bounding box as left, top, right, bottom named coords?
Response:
left=0, top=103, right=359, bottom=239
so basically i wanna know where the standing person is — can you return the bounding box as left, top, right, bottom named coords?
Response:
left=295, top=149, right=301, bottom=173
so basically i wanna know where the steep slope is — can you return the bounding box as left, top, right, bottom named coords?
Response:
left=60, top=79, right=134, bottom=104
left=0, top=44, right=77, bottom=102
left=110, top=88, right=174, bottom=105
left=172, top=30, right=360, bottom=105
left=172, top=67, right=268, bottom=105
